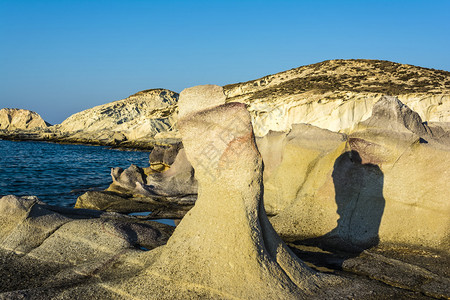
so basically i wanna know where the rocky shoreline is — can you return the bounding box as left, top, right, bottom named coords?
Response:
left=1, top=85, right=449, bottom=298
left=1, top=196, right=448, bottom=299
left=0, top=128, right=169, bottom=151
left=66, top=94, right=449, bottom=252
left=1, top=60, right=449, bottom=298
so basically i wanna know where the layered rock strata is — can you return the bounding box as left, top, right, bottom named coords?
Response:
left=51, top=89, right=179, bottom=147
left=57, top=89, right=178, bottom=139
left=0, top=89, right=179, bottom=149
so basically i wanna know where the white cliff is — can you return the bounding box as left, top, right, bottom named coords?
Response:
left=224, top=59, right=450, bottom=136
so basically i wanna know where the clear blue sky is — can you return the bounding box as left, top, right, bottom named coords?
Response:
left=1, top=0, right=449, bottom=124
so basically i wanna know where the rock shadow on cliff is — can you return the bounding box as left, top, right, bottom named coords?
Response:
left=298, top=150, right=385, bottom=254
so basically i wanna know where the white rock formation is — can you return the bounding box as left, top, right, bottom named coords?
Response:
left=4, top=60, right=448, bottom=148
left=242, top=92, right=450, bottom=137
left=111, top=85, right=347, bottom=299
left=0, top=108, right=49, bottom=130
left=262, top=96, right=450, bottom=251
left=2, top=86, right=448, bottom=299
left=57, top=89, right=178, bottom=140
left=224, top=59, right=450, bottom=136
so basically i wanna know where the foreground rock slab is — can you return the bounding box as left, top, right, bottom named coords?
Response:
left=342, top=250, right=450, bottom=299
left=0, top=195, right=174, bottom=298
left=75, top=190, right=195, bottom=218
left=288, top=242, right=450, bottom=299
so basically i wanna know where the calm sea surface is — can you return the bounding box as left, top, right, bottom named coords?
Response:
left=0, top=140, right=150, bottom=207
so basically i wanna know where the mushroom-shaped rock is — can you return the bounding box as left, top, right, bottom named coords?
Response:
left=120, top=85, right=343, bottom=299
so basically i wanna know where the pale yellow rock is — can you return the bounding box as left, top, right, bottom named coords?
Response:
left=145, top=148, right=198, bottom=196
left=255, top=130, right=287, bottom=181
left=0, top=195, right=36, bottom=242
left=108, top=85, right=346, bottom=299
left=156, top=86, right=319, bottom=297
left=177, top=84, right=226, bottom=119
left=0, top=108, right=49, bottom=130
left=261, top=124, right=347, bottom=217
left=379, top=142, right=450, bottom=248
left=265, top=97, right=450, bottom=252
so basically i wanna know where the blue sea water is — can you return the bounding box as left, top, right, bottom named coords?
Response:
left=0, top=140, right=151, bottom=207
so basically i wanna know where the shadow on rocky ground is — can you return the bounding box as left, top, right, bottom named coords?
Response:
left=288, top=242, right=450, bottom=299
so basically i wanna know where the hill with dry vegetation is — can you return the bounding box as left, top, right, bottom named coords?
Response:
left=222, top=59, right=450, bottom=135
left=225, top=59, right=450, bottom=100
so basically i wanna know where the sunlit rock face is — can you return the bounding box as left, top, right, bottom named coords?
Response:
left=0, top=108, right=49, bottom=130
left=1, top=85, right=449, bottom=299
left=52, top=59, right=450, bottom=143
left=56, top=88, right=179, bottom=141
left=261, top=96, right=450, bottom=252
left=3, top=59, right=448, bottom=149
left=110, top=85, right=348, bottom=299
